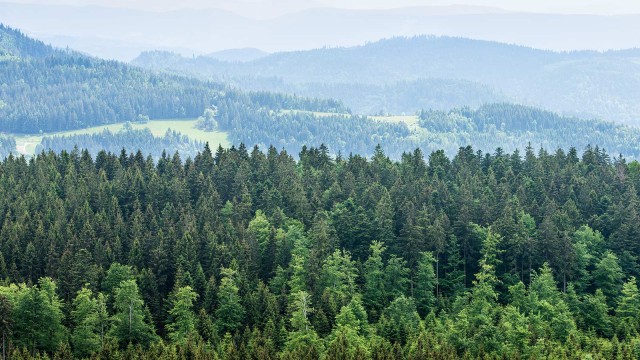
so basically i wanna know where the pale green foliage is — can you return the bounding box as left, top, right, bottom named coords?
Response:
left=593, top=251, right=624, bottom=307
left=102, top=263, right=134, bottom=296
left=617, top=277, right=640, bottom=338
left=167, top=286, right=199, bottom=343
left=71, top=287, right=101, bottom=357
left=326, top=297, right=370, bottom=358
left=284, top=290, right=323, bottom=357
left=415, top=251, right=437, bottom=316
left=12, top=278, right=66, bottom=354
left=320, top=249, right=358, bottom=314
left=377, top=296, right=421, bottom=346
left=248, top=210, right=271, bottom=252
left=215, top=265, right=245, bottom=334
left=110, top=279, right=157, bottom=346
left=527, top=264, right=576, bottom=341
left=582, top=289, right=612, bottom=337
left=362, top=241, right=386, bottom=319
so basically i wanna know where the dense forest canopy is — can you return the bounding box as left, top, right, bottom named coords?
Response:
left=39, top=128, right=205, bottom=160
left=0, top=143, right=639, bottom=358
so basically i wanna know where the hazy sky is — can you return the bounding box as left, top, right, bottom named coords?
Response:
left=8, top=0, right=640, bottom=17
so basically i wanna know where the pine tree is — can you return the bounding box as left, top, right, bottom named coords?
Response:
left=71, top=287, right=101, bottom=358
left=415, top=252, right=437, bottom=317
left=215, top=265, right=245, bottom=335
left=616, top=277, right=640, bottom=338
left=166, top=286, right=199, bottom=343
left=109, top=279, right=157, bottom=347
left=362, top=241, right=386, bottom=321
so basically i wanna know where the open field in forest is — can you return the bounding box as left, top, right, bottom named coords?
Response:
left=10, top=119, right=230, bottom=155
left=369, top=115, right=421, bottom=129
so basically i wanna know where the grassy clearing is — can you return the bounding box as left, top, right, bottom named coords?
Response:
left=11, top=119, right=229, bottom=155
left=278, top=109, right=351, bottom=118
left=369, top=115, right=420, bottom=129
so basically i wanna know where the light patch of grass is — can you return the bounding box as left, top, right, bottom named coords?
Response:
left=11, top=119, right=229, bottom=156
left=278, top=109, right=351, bottom=118
left=369, top=115, right=420, bottom=128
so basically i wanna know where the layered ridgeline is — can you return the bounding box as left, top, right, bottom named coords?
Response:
left=39, top=128, right=205, bottom=159
left=0, top=24, right=345, bottom=134
left=133, top=36, right=640, bottom=124
left=4, top=24, right=640, bottom=161
left=217, top=104, right=640, bottom=159
left=0, top=144, right=639, bottom=358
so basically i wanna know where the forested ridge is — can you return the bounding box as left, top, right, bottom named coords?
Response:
left=39, top=128, right=205, bottom=160
left=415, top=103, right=640, bottom=159
left=0, top=24, right=346, bottom=134
left=133, top=36, right=640, bottom=124
left=0, top=143, right=640, bottom=358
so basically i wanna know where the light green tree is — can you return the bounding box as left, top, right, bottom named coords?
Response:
left=616, top=276, right=640, bottom=338
left=109, top=279, right=157, bottom=346
left=167, top=286, right=199, bottom=343
left=215, top=265, right=245, bottom=334
left=362, top=241, right=386, bottom=320
left=283, top=290, right=323, bottom=359
left=71, top=287, right=101, bottom=357
left=319, top=249, right=358, bottom=316
left=593, top=251, right=624, bottom=307
left=415, top=251, right=437, bottom=317
left=12, top=278, right=66, bottom=354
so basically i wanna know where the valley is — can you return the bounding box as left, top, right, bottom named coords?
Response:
left=1, top=5, right=640, bottom=358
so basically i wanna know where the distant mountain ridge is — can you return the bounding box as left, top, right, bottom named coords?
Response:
left=206, top=48, right=269, bottom=62
left=132, top=36, right=640, bottom=124
left=3, top=1, right=640, bottom=61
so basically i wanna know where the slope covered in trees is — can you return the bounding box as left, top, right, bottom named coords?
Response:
left=39, top=128, right=205, bottom=160
left=414, top=103, right=640, bottom=159
left=133, top=36, right=640, bottom=124
left=0, top=24, right=346, bottom=134
left=216, top=103, right=640, bottom=160
left=0, top=136, right=16, bottom=159
left=0, top=144, right=639, bottom=358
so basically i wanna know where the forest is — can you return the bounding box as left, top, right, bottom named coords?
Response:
left=0, top=143, right=640, bottom=358
left=215, top=102, right=640, bottom=160
left=39, top=128, right=205, bottom=160
left=132, top=36, right=640, bottom=125
left=0, top=25, right=345, bottom=134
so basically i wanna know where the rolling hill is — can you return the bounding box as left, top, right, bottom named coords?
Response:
left=132, top=36, right=640, bottom=125
left=0, top=24, right=344, bottom=134
left=3, top=1, right=640, bottom=61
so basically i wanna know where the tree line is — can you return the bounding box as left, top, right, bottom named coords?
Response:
left=0, top=143, right=639, bottom=358
left=417, top=103, right=640, bottom=159
left=39, top=128, right=204, bottom=160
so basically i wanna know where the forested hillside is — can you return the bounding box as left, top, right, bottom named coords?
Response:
left=5, top=25, right=640, bottom=163
left=39, top=128, right=205, bottom=159
left=226, top=78, right=506, bottom=115
left=133, top=37, right=640, bottom=124
left=218, top=103, right=640, bottom=160
left=0, top=25, right=346, bottom=134
left=0, top=144, right=639, bottom=358
left=414, top=103, right=640, bottom=158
